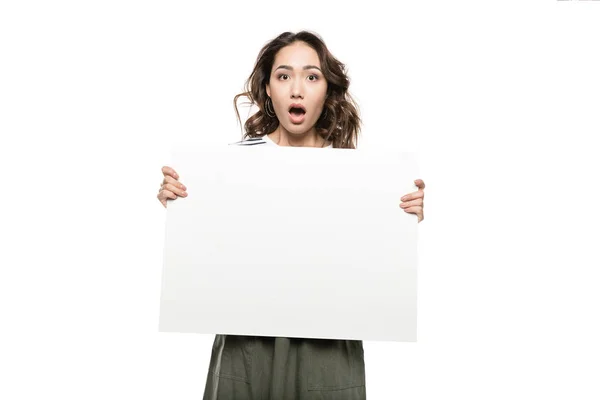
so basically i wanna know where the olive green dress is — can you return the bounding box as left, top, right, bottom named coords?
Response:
left=202, top=334, right=366, bottom=399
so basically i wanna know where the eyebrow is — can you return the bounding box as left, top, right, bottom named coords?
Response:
left=274, top=65, right=323, bottom=72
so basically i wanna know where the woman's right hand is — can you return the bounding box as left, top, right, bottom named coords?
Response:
left=157, top=166, right=188, bottom=208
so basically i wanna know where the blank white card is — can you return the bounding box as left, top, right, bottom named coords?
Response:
left=159, top=143, right=419, bottom=342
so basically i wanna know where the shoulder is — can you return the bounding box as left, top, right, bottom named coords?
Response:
left=229, top=137, right=268, bottom=146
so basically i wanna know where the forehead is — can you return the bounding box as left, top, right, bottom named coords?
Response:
left=272, top=41, right=321, bottom=69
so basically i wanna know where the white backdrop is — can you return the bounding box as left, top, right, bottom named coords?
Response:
left=1, top=0, right=599, bottom=399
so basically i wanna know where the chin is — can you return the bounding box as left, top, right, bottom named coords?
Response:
left=282, top=122, right=315, bottom=136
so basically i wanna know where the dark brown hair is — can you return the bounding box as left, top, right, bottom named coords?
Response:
left=234, top=31, right=361, bottom=149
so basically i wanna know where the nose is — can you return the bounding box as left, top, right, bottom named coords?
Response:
left=291, top=78, right=304, bottom=99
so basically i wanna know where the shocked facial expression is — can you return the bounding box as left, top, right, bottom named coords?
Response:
left=266, top=41, right=328, bottom=136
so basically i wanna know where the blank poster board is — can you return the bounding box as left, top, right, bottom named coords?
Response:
left=159, top=143, right=419, bottom=342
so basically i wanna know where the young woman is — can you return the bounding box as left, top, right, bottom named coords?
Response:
left=157, top=31, right=425, bottom=400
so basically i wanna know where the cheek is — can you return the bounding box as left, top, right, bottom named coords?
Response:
left=270, top=85, right=287, bottom=102
left=273, top=98, right=287, bottom=113
left=311, top=83, right=328, bottom=100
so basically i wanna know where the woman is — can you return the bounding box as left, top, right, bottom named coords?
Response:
left=157, top=31, right=425, bottom=400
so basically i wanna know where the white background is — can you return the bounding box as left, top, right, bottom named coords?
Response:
left=1, top=0, right=599, bottom=399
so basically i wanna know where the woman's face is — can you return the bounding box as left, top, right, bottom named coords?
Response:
left=266, top=41, right=328, bottom=137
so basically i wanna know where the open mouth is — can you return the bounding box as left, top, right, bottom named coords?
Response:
left=288, top=104, right=306, bottom=117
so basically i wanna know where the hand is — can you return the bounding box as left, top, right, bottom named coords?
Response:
left=157, top=166, right=188, bottom=208
left=400, top=179, right=425, bottom=223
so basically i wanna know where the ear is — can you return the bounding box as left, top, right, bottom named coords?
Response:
left=266, top=84, right=271, bottom=98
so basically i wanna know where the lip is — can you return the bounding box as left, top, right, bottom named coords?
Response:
left=288, top=103, right=306, bottom=112
left=288, top=103, right=306, bottom=124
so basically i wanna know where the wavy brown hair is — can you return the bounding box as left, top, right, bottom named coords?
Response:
left=234, top=31, right=361, bottom=149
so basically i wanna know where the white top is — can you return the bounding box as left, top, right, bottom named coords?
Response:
left=231, top=135, right=333, bottom=148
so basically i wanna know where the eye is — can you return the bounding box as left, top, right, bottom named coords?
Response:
left=278, top=74, right=289, bottom=81
left=308, top=74, right=319, bottom=81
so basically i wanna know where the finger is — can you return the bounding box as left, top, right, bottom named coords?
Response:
left=403, top=206, right=423, bottom=221
left=401, top=190, right=424, bottom=202
left=399, top=198, right=423, bottom=208
left=163, top=183, right=187, bottom=198
left=160, top=189, right=178, bottom=200
left=157, top=191, right=173, bottom=208
left=159, top=196, right=176, bottom=209
left=414, top=179, right=425, bottom=190
left=158, top=189, right=178, bottom=203
left=156, top=191, right=167, bottom=208
left=162, top=166, right=179, bottom=180
left=162, top=175, right=187, bottom=191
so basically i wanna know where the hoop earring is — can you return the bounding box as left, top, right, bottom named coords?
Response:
left=265, top=97, right=276, bottom=118
left=321, top=108, right=328, bottom=119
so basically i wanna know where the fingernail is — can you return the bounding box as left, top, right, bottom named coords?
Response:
left=401, top=196, right=407, bottom=201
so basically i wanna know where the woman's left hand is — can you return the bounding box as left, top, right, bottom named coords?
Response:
left=400, top=179, right=425, bottom=223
